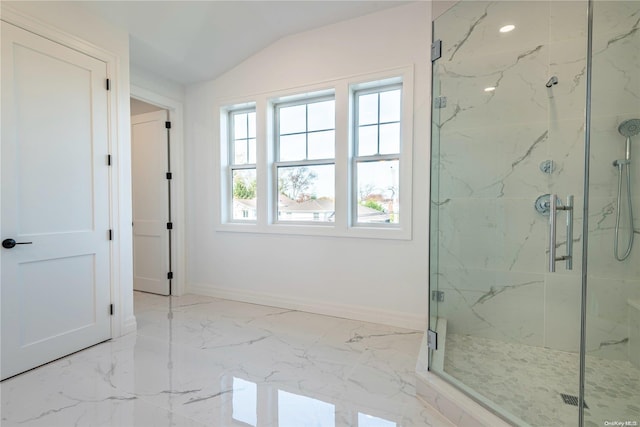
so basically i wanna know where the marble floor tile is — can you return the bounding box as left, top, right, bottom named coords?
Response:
left=441, top=333, right=640, bottom=427
left=1, top=292, right=453, bottom=427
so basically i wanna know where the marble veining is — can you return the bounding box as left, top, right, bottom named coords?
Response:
left=432, top=0, right=640, bottom=361
left=1, top=292, right=453, bottom=427
left=471, top=280, right=543, bottom=307
left=447, top=4, right=491, bottom=62
left=441, top=333, right=640, bottom=427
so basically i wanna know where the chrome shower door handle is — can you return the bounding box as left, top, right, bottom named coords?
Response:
left=548, top=194, right=574, bottom=272
left=549, top=194, right=558, bottom=272
left=565, top=195, right=574, bottom=270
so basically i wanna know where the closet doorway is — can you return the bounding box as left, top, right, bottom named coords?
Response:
left=131, top=98, right=172, bottom=296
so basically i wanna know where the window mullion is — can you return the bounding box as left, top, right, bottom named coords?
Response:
left=376, top=92, right=381, bottom=155
left=275, top=159, right=334, bottom=168
left=305, top=104, right=309, bottom=160
left=355, top=153, right=399, bottom=163
left=246, top=118, right=250, bottom=164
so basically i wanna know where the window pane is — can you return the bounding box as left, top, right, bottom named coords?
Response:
left=379, top=123, right=400, bottom=154
left=356, top=160, right=399, bottom=224
left=358, top=125, right=378, bottom=156
left=308, top=130, right=334, bottom=160
left=232, top=168, right=257, bottom=221
left=278, top=390, right=335, bottom=427
left=277, top=164, right=334, bottom=222
left=379, top=89, right=401, bottom=123
left=248, top=138, right=256, bottom=163
left=307, top=100, right=335, bottom=131
left=234, top=113, right=248, bottom=139
left=247, top=111, right=256, bottom=138
left=232, top=378, right=257, bottom=426
left=358, top=413, right=396, bottom=427
left=234, top=139, right=248, bottom=164
left=279, top=104, right=306, bottom=135
left=279, top=134, right=306, bottom=161
left=358, top=93, right=378, bottom=126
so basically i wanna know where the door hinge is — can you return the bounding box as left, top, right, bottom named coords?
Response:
left=434, top=96, right=447, bottom=109
left=109, top=304, right=114, bottom=315
left=108, top=229, right=113, bottom=240
left=431, top=39, right=442, bottom=62
left=165, top=121, right=171, bottom=129
left=427, top=329, right=438, bottom=350
left=166, top=222, right=173, bottom=230
left=106, top=79, right=110, bottom=91
left=167, top=271, right=173, bottom=280
left=107, top=154, right=112, bottom=166
left=431, top=290, right=445, bottom=302
left=166, top=172, right=172, bottom=180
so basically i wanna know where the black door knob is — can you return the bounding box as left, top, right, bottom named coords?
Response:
left=2, top=239, right=33, bottom=249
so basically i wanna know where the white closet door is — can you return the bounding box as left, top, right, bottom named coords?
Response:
left=131, top=110, right=170, bottom=295
left=1, top=22, right=111, bottom=380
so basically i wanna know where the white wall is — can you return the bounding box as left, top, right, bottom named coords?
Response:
left=131, top=64, right=185, bottom=104
left=185, top=2, right=432, bottom=329
left=2, top=1, right=135, bottom=336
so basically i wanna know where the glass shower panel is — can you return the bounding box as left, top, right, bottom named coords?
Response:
left=429, top=2, right=586, bottom=425
left=585, top=1, right=640, bottom=425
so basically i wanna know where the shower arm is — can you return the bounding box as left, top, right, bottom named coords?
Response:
left=549, top=194, right=574, bottom=272
left=626, top=136, right=632, bottom=161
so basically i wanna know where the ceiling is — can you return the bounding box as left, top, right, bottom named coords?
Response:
left=78, top=1, right=410, bottom=86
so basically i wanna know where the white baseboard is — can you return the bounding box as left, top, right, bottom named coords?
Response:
left=188, top=283, right=426, bottom=330
left=121, top=315, right=137, bottom=336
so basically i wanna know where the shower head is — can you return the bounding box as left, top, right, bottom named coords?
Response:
left=618, top=119, right=640, bottom=138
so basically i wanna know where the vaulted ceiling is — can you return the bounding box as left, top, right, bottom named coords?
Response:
left=78, top=1, right=410, bottom=85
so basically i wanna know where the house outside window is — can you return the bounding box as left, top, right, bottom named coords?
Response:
left=218, top=67, right=413, bottom=239
left=274, top=96, right=335, bottom=223
left=353, top=85, right=401, bottom=225
left=230, top=109, right=257, bottom=221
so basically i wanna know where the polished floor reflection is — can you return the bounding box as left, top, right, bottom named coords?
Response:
left=1, top=292, right=452, bottom=426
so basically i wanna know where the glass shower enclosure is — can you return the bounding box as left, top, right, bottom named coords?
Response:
left=429, top=1, right=639, bottom=426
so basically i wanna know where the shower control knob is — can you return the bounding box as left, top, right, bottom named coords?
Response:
left=535, top=194, right=562, bottom=216
left=539, top=160, right=555, bottom=174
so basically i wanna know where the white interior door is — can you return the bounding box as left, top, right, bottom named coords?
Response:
left=1, top=23, right=112, bottom=380
left=131, top=110, right=170, bottom=295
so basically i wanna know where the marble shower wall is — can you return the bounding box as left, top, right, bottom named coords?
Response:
left=432, top=1, right=640, bottom=359
left=586, top=0, right=640, bottom=360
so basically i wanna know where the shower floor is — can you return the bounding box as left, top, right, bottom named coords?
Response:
left=442, top=333, right=640, bottom=427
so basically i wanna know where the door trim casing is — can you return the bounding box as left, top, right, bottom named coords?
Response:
left=1, top=5, right=136, bottom=338
left=130, top=85, right=186, bottom=297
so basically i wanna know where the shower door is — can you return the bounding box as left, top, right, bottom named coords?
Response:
left=584, top=2, right=640, bottom=426
left=429, top=1, right=587, bottom=425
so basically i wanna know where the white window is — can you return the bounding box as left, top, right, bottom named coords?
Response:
left=229, top=109, right=257, bottom=222
left=353, top=85, right=401, bottom=226
left=274, top=96, right=335, bottom=223
left=218, top=67, right=413, bottom=239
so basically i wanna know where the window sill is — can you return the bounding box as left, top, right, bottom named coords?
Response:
left=216, top=221, right=411, bottom=241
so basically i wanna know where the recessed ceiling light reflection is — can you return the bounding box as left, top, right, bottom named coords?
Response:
left=484, top=87, right=496, bottom=92
left=500, top=24, right=515, bottom=33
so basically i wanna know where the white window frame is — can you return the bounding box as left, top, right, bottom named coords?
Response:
left=352, top=83, right=403, bottom=228
left=219, top=102, right=258, bottom=225
left=229, top=108, right=257, bottom=223
left=273, top=94, right=336, bottom=225
left=216, top=66, right=413, bottom=240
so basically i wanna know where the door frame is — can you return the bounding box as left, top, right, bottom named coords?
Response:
left=1, top=6, right=136, bottom=337
left=130, top=86, right=186, bottom=296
